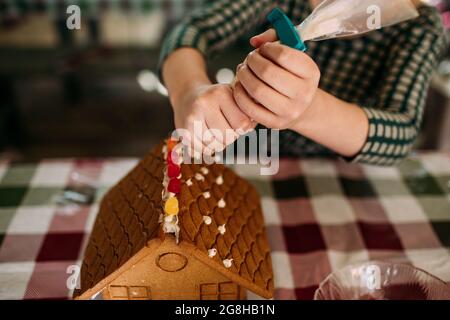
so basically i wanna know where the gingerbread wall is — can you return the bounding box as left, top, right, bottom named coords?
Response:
left=91, top=237, right=246, bottom=300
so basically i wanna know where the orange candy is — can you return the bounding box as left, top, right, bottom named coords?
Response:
left=167, top=139, right=178, bottom=152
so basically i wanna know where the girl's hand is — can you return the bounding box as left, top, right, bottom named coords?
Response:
left=233, top=32, right=321, bottom=130
left=172, top=84, right=255, bottom=156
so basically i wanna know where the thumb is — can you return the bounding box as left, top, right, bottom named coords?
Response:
left=250, top=29, right=277, bottom=48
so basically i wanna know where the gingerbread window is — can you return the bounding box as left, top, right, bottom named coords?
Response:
left=199, top=282, right=238, bottom=300
left=108, top=285, right=151, bottom=299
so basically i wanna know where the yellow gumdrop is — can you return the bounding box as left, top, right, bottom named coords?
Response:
left=164, top=197, right=179, bottom=215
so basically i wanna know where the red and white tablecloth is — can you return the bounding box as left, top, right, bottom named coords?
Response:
left=0, top=153, right=449, bottom=299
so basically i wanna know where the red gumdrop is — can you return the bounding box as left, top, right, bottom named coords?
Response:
left=168, top=163, right=181, bottom=178
left=167, top=149, right=179, bottom=165
left=168, top=178, right=181, bottom=194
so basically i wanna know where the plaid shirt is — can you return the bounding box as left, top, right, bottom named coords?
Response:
left=159, top=0, right=447, bottom=166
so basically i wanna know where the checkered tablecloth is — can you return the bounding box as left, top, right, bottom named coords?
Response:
left=0, top=154, right=449, bottom=300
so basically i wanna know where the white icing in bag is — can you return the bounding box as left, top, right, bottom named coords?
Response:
left=297, top=0, right=419, bottom=42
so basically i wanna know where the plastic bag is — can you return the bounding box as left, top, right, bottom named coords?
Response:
left=298, top=0, right=419, bottom=42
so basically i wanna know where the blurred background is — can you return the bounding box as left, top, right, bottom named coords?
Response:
left=0, top=0, right=449, bottom=161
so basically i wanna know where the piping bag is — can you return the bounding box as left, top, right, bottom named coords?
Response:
left=267, top=0, right=419, bottom=52
left=233, top=0, right=419, bottom=133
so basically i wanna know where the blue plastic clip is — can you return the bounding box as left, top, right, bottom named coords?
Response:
left=267, top=8, right=307, bottom=52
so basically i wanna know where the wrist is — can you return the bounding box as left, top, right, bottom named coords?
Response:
left=289, top=88, right=325, bottom=133
left=170, top=78, right=211, bottom=108
left=161, top=48, right=212, bottom=108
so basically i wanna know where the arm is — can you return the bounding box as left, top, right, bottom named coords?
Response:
left=159, top=0, right=279, bottom=154
left=291, top=89, right=369, bottom=158
left=235, top=11, right=446, bottom=165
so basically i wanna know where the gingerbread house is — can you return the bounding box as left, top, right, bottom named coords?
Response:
left=73, top=140, right=274, bottom=300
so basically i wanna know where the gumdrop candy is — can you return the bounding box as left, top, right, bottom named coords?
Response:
left=168, top=178, right=181, bottom=194
left=164, top=197, right=179, bottom=215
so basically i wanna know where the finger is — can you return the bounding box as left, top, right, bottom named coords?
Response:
left=177, top=129, right=202, bottom=160
left=233, top=81, right=279, bottom=128
left=259, top=42, right=318, bottom=79
left=206, top=110, right=233, bottom=145
left=202, top=122, right=223, bottom=155
left=250, top=28, right=277, bottom=48
left=185, top=120, right=210, bottom=158
left=219, top=86, right=254, bottom=131
left=246, top=50, right=299, bottom=98
left=236, top=64, right=290, bottom=115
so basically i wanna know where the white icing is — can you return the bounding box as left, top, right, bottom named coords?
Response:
left=218, top=224, right=226, bottom=235
left=163, top=221, right=180, bottom=240
left=208, top=248, right=217, bottom=258
left=203, top=216, right=212, bottom=225
left=195, top=173, right=205, bottom=181
left=164, top=215, right=174, bottom=223
left=301, top=18, right=342, bottom=41
left=203, top=191, right=211, bottom=199
left=223, top=259, right=233, bottom=268
left=218, top=198, right=226, bottom=208
left=216, top=175, right=223, bottom=185
left=200, top=167, right=209, bottom=175
left=186, top=178, right=193, bottom=186
left=162, top=215, right=180, bottom=243
left=162, top=175, right=169, bottom=188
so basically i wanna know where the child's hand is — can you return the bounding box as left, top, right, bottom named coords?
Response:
left=233, top=33, right=320, bottom=130
left=172, top=84, right=255, bottom=156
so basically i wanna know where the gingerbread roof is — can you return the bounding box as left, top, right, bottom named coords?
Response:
left=73, top=141, right=274, bottom=299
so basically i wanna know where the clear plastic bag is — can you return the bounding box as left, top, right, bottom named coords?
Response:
left=298, top=0, right=419, bottom=42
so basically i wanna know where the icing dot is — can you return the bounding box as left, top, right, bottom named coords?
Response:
left=200, top=167, right=209, bottom=175
left=203, top=191, right=211, bottom=199
left=186, top=179, right=193, bottom=186
left=223, top=259, right=233, bottom=268
left=168, top=178, right=181, bottom=194
left=218, top=224, right=226, bottom=235
left=216, top=175, right=223, bottom=185
left=208, top=248, right=217, bottom=258
left=164, top=197, right=179, bottom=215
left=218, top=198, right=226, bottom=208
left=195, top=173, right=205, bottom=181
left=203, top=216, right=212, bottom=225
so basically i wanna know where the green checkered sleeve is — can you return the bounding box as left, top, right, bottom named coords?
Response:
left=158, top=0, right=278, bottom=80
left=352, top=12, right=447, bottom=166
